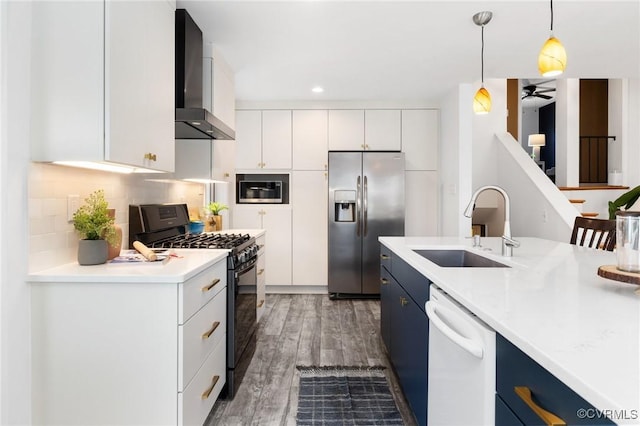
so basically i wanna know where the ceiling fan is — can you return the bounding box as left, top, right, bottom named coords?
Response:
left=521, top=79, right=555, bottom=100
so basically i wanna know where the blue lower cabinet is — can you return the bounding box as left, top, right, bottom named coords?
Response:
left=496, top=394, right=525, bottom=426
left=379, top=265, right=393, bottom=351
left=380, top=245, right=429, bottom=426
left=497, top=334, right=616, bottom=425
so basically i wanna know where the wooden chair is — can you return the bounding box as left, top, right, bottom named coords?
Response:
left=570, top=216, right=616, bottom=251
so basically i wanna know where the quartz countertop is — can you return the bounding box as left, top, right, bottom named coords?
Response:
left=379, top=236, right=640, bottom=419
left=27, top=249, right=228, bottom=283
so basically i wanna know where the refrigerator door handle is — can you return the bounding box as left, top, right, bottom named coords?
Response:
left=356, top=175, right=362, bottom=236
left=363, top=175, right=368, bottom=236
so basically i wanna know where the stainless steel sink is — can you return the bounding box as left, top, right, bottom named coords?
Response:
left=413, top=249, right=509, bottom=268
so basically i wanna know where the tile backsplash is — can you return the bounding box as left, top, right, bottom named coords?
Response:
left=28, top=163, right=205, bottom=272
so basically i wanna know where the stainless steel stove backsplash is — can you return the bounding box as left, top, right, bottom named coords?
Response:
left=28, top=163, right=205, bottom=272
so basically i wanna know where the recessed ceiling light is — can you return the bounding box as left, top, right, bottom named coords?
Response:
left=311, top=86, right=324, bottom=93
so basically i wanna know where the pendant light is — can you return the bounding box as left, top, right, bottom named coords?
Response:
left=538, top=0, right=566, bottom=77
left=473, top=11, right=492, bottom=115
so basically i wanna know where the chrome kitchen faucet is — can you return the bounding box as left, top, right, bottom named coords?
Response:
left=464, top=185, right=520, bottom=257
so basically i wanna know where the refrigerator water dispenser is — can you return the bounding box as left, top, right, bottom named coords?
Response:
left=334, top=190, right=356, bottom=222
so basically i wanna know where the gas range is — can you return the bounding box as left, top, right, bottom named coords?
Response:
left=148, top=232, right=259, bottom=268
left=128, top=204, right=257, bottom=257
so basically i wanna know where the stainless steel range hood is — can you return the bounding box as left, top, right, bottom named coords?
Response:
left=175, top=9, right=235, bottom=140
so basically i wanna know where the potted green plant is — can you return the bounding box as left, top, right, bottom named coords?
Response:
left=72, top=190, right=120, bottom=265
left=608, top=185, right=640, bottom=220
left=206, top=202, right=228, bottom=231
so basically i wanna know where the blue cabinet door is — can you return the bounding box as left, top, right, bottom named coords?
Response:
left=380, top=265, right=393, bottom=351
left=389, top=278, right=428, bottom=426
left=496, top=394, right=525, bottom=426
left=497, top=334, right=616, bottom=425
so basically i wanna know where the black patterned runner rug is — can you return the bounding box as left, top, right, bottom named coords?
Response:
left=295, top=366, right=403, bottom=425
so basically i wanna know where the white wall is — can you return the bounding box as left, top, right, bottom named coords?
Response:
left=439, top=84, right=473, bottom=237
left=496, top=133, right=576, bottom=241
left=555, top=79, right=581, bottom=187
left=623, top=79, right=640, bottom=186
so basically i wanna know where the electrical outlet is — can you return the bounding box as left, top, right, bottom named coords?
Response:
left=67, top=195, right=80, bottom=222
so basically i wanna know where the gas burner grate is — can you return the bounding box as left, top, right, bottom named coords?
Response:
left=149, top=233, right=252, bottom=250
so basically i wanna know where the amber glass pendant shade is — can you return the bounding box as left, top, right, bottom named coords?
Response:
left=538, top=36, right=566, bottom=77
left=473, top=87, right=491, bottom=115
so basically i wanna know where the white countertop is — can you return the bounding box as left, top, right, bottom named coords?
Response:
left=380, top=236, right=640, bottom=418
left=27, top=249, right=228, bottom=283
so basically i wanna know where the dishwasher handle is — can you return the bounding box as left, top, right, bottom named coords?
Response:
left=425, top=300, right=484, bottom=359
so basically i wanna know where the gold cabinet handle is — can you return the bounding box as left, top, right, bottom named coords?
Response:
left=201, top=375, right=220, bottom=400
left=144, top=153, right=157, bottom=161
left=224, top=172, right=230, bottom=178
left=257, top=299, right=265, bottom=308
left=400, top=297, right=408, bottom=306
left=380, top=254, right=390, bottom=260
left=380, top=277, right=389, bottom=285
left=257, top=268, right=265, bottom=276
left=514, top=386, right=566, bottom=426
left=201, top=321, right=220, bottom=339
left=201, top=278, right=221, bottom=292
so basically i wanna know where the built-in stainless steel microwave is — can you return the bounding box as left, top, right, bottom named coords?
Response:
left=236, top=173, right=290, bottom=204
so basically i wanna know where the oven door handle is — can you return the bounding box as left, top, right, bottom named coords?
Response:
left=236, top=257, right=258, bottom=276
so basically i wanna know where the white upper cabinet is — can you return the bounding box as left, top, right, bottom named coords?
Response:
left=212, top=140, right=236, bottom=183
left=401, top=109, right=439, bottom=170
left=235, top=110, right=263, bottom=169
left=293, top=110, right=328, bottom=170
left=365, top=110, right=401, bottom=151
left=262, top=110, right=292, bottom=169
left=328, top=110, right=365, bottom=151
left=31, top=0, right=175, bottom=172
left=235, top=110, right=292, bottom=170
left=203, top=47, right=236, bottom=133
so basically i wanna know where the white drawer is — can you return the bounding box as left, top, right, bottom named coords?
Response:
left=179, top=287, right=227, bottom=391
left=178, top=338, right=226, bottom=426
left=179, top=258, right=227, bottom=324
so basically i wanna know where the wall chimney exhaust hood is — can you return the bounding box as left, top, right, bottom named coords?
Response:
left=175, top=9, right=235, bottom=140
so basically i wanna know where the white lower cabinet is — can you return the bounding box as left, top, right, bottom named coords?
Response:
left=233, top=206, right=292, bottom=286
left=256, top=234, right=267, bottom=320
left=292, top=171, right=328, bottom=286
left=30, top=256, right=228, bottom=426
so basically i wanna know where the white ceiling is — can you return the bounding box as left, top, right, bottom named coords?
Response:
left=177, top=1, right=640, bottom=103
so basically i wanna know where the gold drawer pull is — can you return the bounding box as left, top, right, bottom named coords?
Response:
left=514, top=386, right=566, bottom=426
left=201, top=375, right=220, bottom=400
left=201, top=321, right=221, bottom=340
left=380, top=278, right=389, bottom=285
left=202, top=278, right=220, bottom=292
left=257, top=268, right=265, bottom=276
left=380, top=254, right=390, bottom=260
left=144, top=152, right=157, bottom=161
left=400, top=297, right=408, bottom=306
left=257, top=299, right=265, bottom=308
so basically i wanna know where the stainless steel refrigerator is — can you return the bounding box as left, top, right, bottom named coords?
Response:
left=328, top=151, right=405, bottom=297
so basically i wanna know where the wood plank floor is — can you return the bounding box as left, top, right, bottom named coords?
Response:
left=206, top=294, right=417, bottom=426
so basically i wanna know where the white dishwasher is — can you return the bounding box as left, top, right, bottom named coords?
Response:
left=426, top=284, right=496, bottom=426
